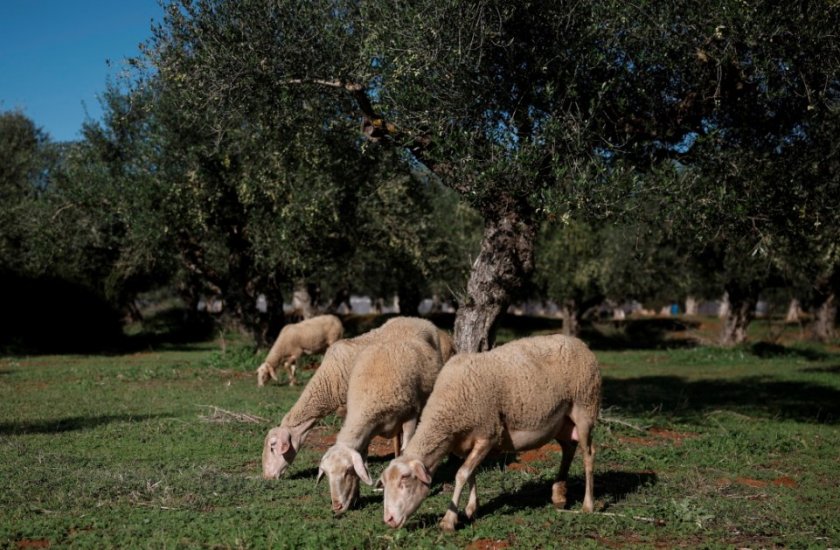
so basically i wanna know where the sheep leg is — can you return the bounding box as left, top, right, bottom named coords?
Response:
left=285, top=352, right=301, bottom=386
left=464, top=474, right=478, bottom=519
left=440, top=439, right=492, bottom=532
left=570, top=408, right=596, bottom=513
left=400, top=418, right=418, bottom=452
left=551, top=439, right=578, bottom=508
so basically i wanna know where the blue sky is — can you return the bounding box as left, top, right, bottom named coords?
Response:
left=0, top=1, right=164, bottom=142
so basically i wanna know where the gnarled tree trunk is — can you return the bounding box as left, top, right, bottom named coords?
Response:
left=292, top=281, right=319, bottom=320
left=812, top=291, right=837, bottom=342
left=454, top=209, right=535, bottom=353
left=719, top=285, right=757, bottom=346
left=561, top=299, right=580, bottom=337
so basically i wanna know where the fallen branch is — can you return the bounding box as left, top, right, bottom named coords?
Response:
left=599, top=415, right=651, bottom=432
left=197, top=405, right=268, bottom=424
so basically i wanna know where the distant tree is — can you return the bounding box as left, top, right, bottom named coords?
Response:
left=42, top=83, right=178, bottom=321
left=534, top=219, right=603, bottom=336
left=0, top=110, right=53, bottom=275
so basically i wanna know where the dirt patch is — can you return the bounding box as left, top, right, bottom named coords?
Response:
left=16, top=540, right=50, bottom=549
left=517, top=443, right=562, bottom=464
left=367, top=435, right=397, bottom=458
left=614, top=428, right=696, bottom=448
left=772, top=476, right=797, bottom=488
left=648, top=427, right=698, bottom=446
left=735, top=477, right=768, bottom=488
left=307, top=428, right=337, bottom=452
left=465, top=539, right=510, bottom=550
left=305, top=429, right=397, bottom=458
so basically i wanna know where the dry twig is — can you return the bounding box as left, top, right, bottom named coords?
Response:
left=198, top=405, right=268, bottom=424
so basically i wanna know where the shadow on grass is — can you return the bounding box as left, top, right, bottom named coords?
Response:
left=581, top=318, right=701, bottom=351
left=603, top=375, right=840, bottom=424
left=750, top=341, right=829, bottom=361
left=399, top=470, right=656, bottom=530
left=288, top=467, right=320, bottom=481
left=801, top=364, right=840, bottom=374
left=0, top=413, right=172, bottom=435
left=480, top=470, right=658, bottom=517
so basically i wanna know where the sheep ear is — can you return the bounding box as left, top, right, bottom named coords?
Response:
left=316, top=467, right=325, bottom=485
left=351, top=450, right=373, bottom=486
left=410, top=460, right=431, bottom=485
left=277, top=428, right=292, bottom=454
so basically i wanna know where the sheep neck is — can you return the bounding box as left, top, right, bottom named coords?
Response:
left=335, top=422, right=376, bottom=454
left=283, top=368, right=344, bottom=428
left=405, top=427, right=454, bottom=474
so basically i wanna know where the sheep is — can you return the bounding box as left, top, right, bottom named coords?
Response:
left=379, top=334, right=601, bottom=531
left=317, top=334, right=444, bottom=515
left=436, top=328, right=456, bottom=362
left=256, top=314, right=344, bottom=387
left=261, top=316, right=448, bottom=479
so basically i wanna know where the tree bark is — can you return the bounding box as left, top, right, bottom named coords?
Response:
left=719, top=285, right=757, bottom=346
left=453, top=209, right=535, bottom=353
left=812, top=291, right=837, bottom=342
left=717, top=292, right=730, bottom=319
left=292, top=281, right=317, bottom=319
left=561, top=299, right=580, bottom=337
left=785, top=298, right=803, bottom=323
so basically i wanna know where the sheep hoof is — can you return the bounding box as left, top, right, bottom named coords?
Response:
left=465, top=504, right=477, bottom=520
left=439, top=519, right=457, bottom=532
left=551, top=482, right=567, bottom=508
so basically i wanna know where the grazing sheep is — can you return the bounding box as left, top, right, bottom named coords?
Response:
left=379, top=334, right=601, bottom=531
left=317, top=335, right=444, bottom=514
left=256, top=314, right=344, bottom=387
left=262, top=317, right=448, bottom=479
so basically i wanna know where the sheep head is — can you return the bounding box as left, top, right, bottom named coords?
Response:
left=256, top=363, right=272, bottom=386
left=262, top=426, right=296, bottom=479
left=379, top=456, right=432, bottom=528
left=318, top=444, right=372, bottom=515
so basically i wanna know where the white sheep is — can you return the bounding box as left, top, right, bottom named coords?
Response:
left=379, top=334, right=601, bottom=531
left=317, top=334, right=444, bottom=514
left=262, top=317, right=451, bottom=479
left=256, top=314, right=344, bottom=387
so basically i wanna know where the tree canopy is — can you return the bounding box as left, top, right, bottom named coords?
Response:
left=2, top=0, right=838, bottom=350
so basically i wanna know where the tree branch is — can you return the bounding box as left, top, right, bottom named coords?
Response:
left=284, top=77, right=441, bottom=174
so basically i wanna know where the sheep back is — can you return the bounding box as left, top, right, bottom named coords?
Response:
left=409, top=334, right=601, bottom=456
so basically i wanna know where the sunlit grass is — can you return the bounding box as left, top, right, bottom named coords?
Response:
left=1, top=322, right=838, bottom=548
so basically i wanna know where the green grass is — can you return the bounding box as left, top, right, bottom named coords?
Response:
left=1, top=332, right=839, bottom=548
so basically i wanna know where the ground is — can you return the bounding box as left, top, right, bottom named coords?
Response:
left=0, top=315, right=838, bottom=548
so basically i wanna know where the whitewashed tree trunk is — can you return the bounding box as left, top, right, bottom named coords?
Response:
left=812, top=292, right=837, bottom=342
left=292, top=282, right=315, bottom=319
left=718, top=292, right=730, bottom=319
left=685, top=296, right=698, bottom=316
left=785, top=298, right=802, bottom=323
